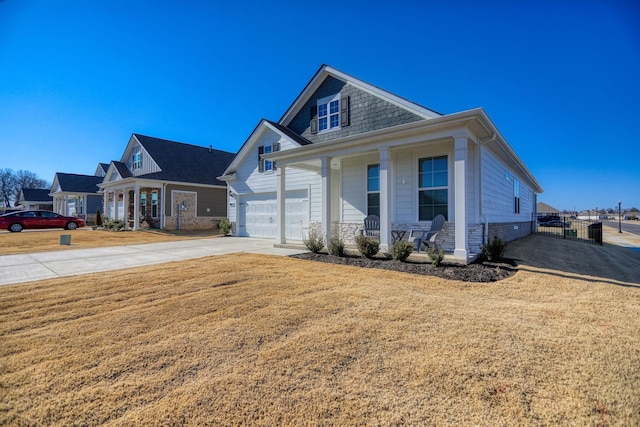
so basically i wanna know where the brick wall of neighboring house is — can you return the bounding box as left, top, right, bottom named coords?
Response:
left=164, top=190, right=221, bottom=230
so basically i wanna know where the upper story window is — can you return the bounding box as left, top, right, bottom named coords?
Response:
left=318, top=94, right=341, bottom=133
left=310, top=94, right=349, bottom=135
left=418, top=155, right=448, bottom=221
left=132, top=152, right=142, bottom=170
left=367, top=164, right=380, bottom=217
left=258, top=143, right=280, bottom=173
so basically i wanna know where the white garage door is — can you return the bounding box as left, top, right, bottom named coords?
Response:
left=240, top=190, right=309, bottom=240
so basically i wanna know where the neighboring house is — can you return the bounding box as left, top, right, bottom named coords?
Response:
left=50, top=171, right=104, bottom=223
left=98, top=134, right=235, bottom=230
left=16, top=189, right=53, bottom=211
left=220, top=65, right=543, bottom=262
left=536, top=202, right=560, bottom=215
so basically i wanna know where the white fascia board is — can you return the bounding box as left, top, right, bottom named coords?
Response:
left=220, top=120, right=269, bottom=176
left=265, top=109, right=484, bottom=163
left=217, top=171, right=236, bottom=182
left=99, top=177, right=226, bottom=190
left=120, top=134, right=139, bottom=163
left=220, top=119, right=309, bottom=177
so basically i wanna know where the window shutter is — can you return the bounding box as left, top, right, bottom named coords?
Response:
left=258, top=146, right=264, bottom=172
left=272, top=143, right=280, bottom=170
left=340, top=96, right=349, bottom=127
left=310, top=106, right=317, bottom=134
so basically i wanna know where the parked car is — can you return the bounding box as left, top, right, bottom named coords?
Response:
left=537, top=215, right=561, bottom=224
left=539, top=220, right=571, bottom=228
left=0, top=210, right=85, bottom=232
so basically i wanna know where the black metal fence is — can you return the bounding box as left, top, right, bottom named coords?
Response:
left=533, top=213, right=603, bottom=245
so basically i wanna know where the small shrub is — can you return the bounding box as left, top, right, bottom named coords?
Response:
left=482, top=235, right=506, bottom=262
left=95, top=208, right=103, bottom=227
left=218, top=217, right=232, bottom=236
left=104, top=219, right=124, bottom=231
left=355, top=235, right=380, bottom=259
left=303, top=229, right=325, bottom=253
left=426, top=245, right=445, bottom=266
left=328, top=236, right=346, bottom=257
left=390, top=240, right=413, bottom=262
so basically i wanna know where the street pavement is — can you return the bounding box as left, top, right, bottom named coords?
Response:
left=0, top=237, right=306, bottom=286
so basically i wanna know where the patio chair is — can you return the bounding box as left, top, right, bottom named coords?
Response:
left=361, top=214, right=380, bottom=239
left=411, top=214, right=445, bottom=252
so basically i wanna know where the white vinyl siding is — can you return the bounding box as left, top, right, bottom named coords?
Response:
left=482, top=149, right=534, bottom=222
left=126, top=141, right=161, bottom=177
left=227, top=127, right=321, bottom=229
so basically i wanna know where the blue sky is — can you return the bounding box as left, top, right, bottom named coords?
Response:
left=1, top=0, right=638, bottom=212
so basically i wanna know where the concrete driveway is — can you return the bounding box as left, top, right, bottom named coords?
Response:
left=0, top=237, right=306, bottom=286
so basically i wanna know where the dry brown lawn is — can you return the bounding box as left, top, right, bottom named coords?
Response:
left=1, top=251, right=639, bottom=426
left=0, top=229, right=221, bottom=256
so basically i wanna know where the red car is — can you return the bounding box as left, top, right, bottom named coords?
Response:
left=0, top=210, right=85, bottom=232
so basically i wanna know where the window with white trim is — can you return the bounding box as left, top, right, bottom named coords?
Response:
left=263, top=145, right=273, bottom=171
left=418, top=155, right=448, bottom=221
left=317, top=94, right=340, bottom=133
left=258, top=143, right=280, bottom=173
left=141, top=192, right=147, bottom=217
left=367, top=164, right=380, bottom=217
left=151, top=191, right=158, bottom=218
left=132, top=151, right=142, bottom=170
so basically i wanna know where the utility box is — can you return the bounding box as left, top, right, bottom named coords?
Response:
left=60, top=235, right=71, bottom=245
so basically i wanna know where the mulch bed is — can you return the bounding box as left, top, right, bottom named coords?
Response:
left=290, top=252, right=517, bottom=282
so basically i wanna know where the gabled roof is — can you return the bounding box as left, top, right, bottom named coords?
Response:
left=112, top=161, right=132, bottom=178
left=20, top=188, right=53, bottom=202
left=220, top=119, right=313, bottom=178
left=278, top=64, right=442, bottom=127
left=537, top=202, right=560, bottom=213
left=53, top=173, right=103, bottom=194
left=95, top=163, right=110, bottom=177
left=265, top=121, right=312, bottom=146
left=133, top=134, right=235, bottom=186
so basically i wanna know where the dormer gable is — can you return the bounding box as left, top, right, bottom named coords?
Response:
left=219, top=119, right=312, bottom=179
left=95, top=163, right=110, bottom=177
left=103, top=161, right=132, bottom=183
left=280, top=65, right=442, bottom=144
left=120, top=134, right=161, bottom=177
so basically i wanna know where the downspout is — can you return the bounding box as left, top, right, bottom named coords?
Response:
left=478, top=133, right=497, bottom=245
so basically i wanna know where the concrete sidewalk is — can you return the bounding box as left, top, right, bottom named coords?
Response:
left=0, top=237, right=307, bottom=286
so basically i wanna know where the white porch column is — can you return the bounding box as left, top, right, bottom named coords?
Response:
left=123, top=189, right=129, bottom=229
left=133, top=184, right=140, bottom=231
left=276, top=166, right=286, bottom=244
left=63, top=195, right=69, bottom=216
left=379, top=147, right=392, bottom=251
left=454, top=135, right=469, bottom=260
left=321, top=157, right=332, bottom=243
left=114, top=190, right=120, bottom=220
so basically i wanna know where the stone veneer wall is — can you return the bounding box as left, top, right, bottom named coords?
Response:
left=487, top=221, right=533, bottom=244
left=313, top=221, right=485, bottom=255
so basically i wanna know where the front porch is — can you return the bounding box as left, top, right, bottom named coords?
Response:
left=103, top=185, right=162, bottom=231
left=266, top=128, right=480, bottom=262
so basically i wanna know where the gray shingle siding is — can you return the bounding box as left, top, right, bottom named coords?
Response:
left=287, top=76, right=425, bottom=143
